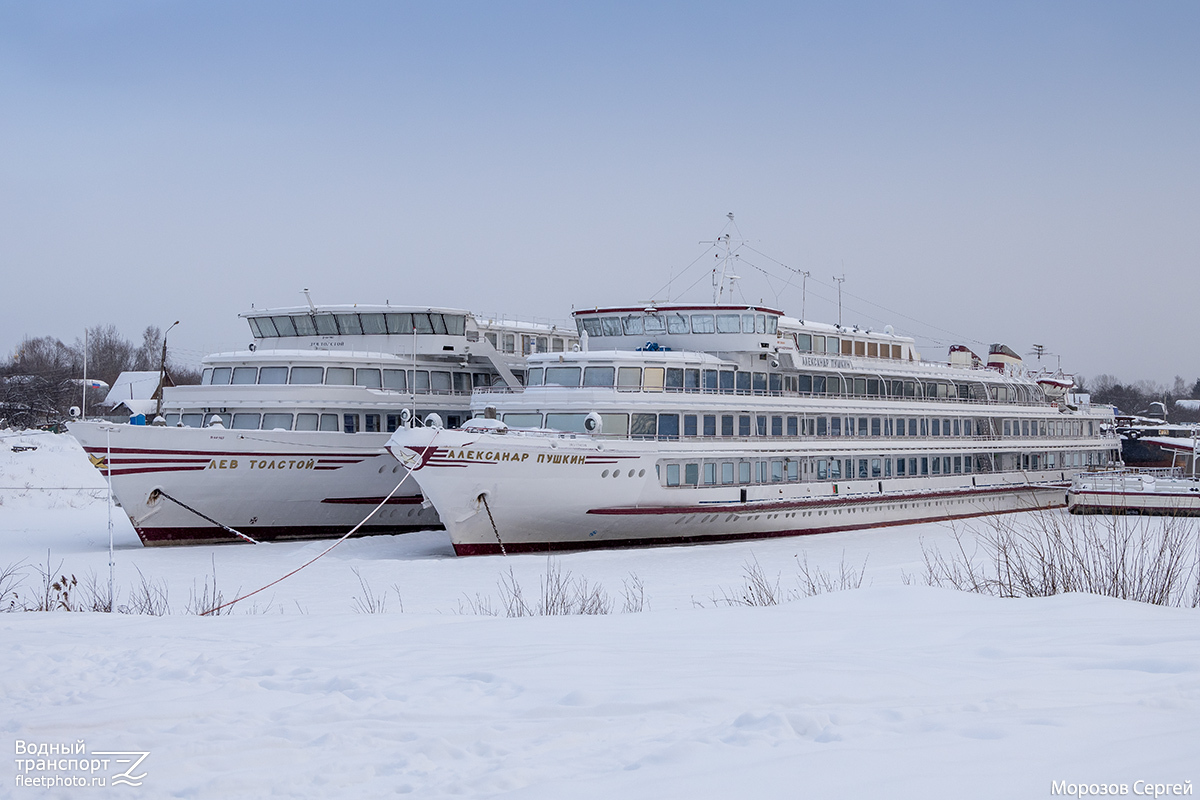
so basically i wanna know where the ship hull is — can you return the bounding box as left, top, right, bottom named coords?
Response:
left=70, top=421, right=441, bottom=546
left=389, top=428, right=1075, bottom=556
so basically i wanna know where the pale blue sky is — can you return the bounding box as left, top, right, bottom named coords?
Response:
left=2, top=2, right=1197, bottom=384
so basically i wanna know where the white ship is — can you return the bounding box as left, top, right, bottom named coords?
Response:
left=1068, top=434, right=1200, bottom=516
left=386, top=303, right=1118, bottom=555
left=69, top=303, right=575, bottom=545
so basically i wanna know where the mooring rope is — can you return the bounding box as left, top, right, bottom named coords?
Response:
left=153, top=489, right=261, bottom=544
left=480, top=493, right=507, bottom=556
left=200, top=431, right=437, bottom=616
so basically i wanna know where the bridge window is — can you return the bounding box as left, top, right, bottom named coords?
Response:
left=691, top=314, right=715, bottom=333
left=232, top=367, right=257, bottom=385
left=583, top=366, right=614, bottom=387
left=383, top=369, right=407, bottom=391
left=259, top=366, right=288, bottom=384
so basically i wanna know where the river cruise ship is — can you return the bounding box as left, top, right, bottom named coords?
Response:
left=386, top=303, right=1119, bottom=555
left=69, top=303, right=574, bottom=545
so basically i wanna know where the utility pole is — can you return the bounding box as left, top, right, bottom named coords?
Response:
left=800, top=271, right=811, bottom=321
left=155, top=321, right=180, bottom=421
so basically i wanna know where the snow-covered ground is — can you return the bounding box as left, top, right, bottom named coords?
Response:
left=2, top=430, right=1198, bottom=798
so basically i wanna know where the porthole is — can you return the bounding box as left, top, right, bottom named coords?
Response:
left=638, top=469, right=646, bottom=477
left=628, top=469, right=635, bottom=478
left=378, top=465, right=385, bottom=474
left=392, top=465, right=400, bottom=474
left=602, top=470, right=610, bottom=478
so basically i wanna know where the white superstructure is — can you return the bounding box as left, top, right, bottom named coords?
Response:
left=387, top=302, right=1118, bottom=555
left=69, top=304, right=575, bottom=545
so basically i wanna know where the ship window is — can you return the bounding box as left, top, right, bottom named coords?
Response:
left=665, top=368, right=684, bottom=390
left=757, top=315, right=766, bottom=334
left=383, top=369, right=407, bottom=391
left=600, top=413, right=628, bottom=436
left=659, top=414, right=680, bottom=439
left=752, top=373, right=767, bottom=394
left=684, top=369, right=700, bottom=390
left=896, top=458, right=906, bottom=476
left=309, top=314, right=334, bottom=335
left=824, top=336, right=837, bottom=355
left=601, top=317, right=623, bottom=337
left=892, top=344, right=902, bottom=359
left=858, top=417, right=868, bottom=436
left=622, top=315, right=644, bottom=335
left=871, top=418, right=881, bottom=436
left=553, top=338, right=565, bottom=352
left=412, top=371, right=430, bottom=393
left=325, top=367, right=354, bottom=386
left=867, top=342, right=878, bottom=358
left=165, top=414, right=180, bottom=426
left=815, top=375, right=829, bottom=394
left=739, top=462, right=752, bottom=483
left=954, top=456, right=962, bottom=473
left=703, top=415, right=716, bottom=436
left=798, top=375, right=813, bottom=393
left=526, top=367, right=544, bottom=386
left=769, top=374, right=782, bottom=394
left=503, top=413, right=543, bottom=428
left=704, top=463, right=716, bottom=485
left=684, top=415, right=697, bottom=436
left=772, top=416, right=784, bottom=436
left=756, top=415, right=767, bottom=436
left=795, top=334, right=812, bottom=352
left=343, top=414, right=359, bottom=433
left=247, top=318, right=263, bottom=338
left=431, top=371, right=452, bottom=393
left=830, top=459, right=842, bottom=479
left=741, top=314, right=756, bottom=333
left=721, top=415, right=734, bottom=436
left=667, top=314, right=690, bottom=334
left=617, top=367, right=642, bottom=389
left=854, top=341, right=865, bottom=357
left=544, top=366, right=581, bottom=387
left=644, top=315, right=666, bottom=334
left=201, top=368, right=214, bottom=384
left=720, top=371, right=736, bottom=392
left=258, top=366, right=288, bottom=384
left=817, top=416, right=827, bottom=436
left=853, top=378, right=866, bottom=396
left=736, top=372, right=751, bottom=394
left=703, top=370, right=719, bottom=390
left=386, top=313, right=413, bottom=334
left=535, top=337, right=548, bottom=353
left=1022, top=420, right=1029, bottom=436
left=232, top=413, right=260, bottom=430
left=907, top=419, right=916, bottom=436
left=866, top=379, right=879, bottom=396
left=631, top=413, right=657, bottom=438
left=716, top=314, right=741, bottom=333
left=643, top=368, right=665, bottom=392
left=931, top=457, right=940, bottom=474
left=722, top=463, right=735, bottom=484
left=872, top=459, right=881, bottom=478
left=920, top=457, right=929, bottom=475
left=181, top=413, right=204, bottom=428
left=831, top=417, right=841, bottom=436
left=964, top=456, right=972, bottom=473
left=810, top=335, right=824, bottom=354
left=546, top=413, right=588, bottom=433
left=772, top=460, right=784, bottom=482
left=580, top=318, right=602, bottom=337
left=739, top=415, right=751, bottom=436
left=953, top=419, right=961, bottom=436
left=290, top=366, right=324, bottom=384
left=817, top=459, right=828, bottom=480
left=292, top=315, right=317, bottom=336
left=766, top=316, right=777, bottom=334
left=502, top=333, right=515, bottom=353
left=386, top=414, right=402, bottom=433
left=409, top=314, right=433, bottom=335
left=430, top=315, right=449, bottom=335
left=685, top=463, right=699, bottom=486
left=255, top=317, right=279, bottom=337
left=356, top=369, right=382, bottom=389
left=319, top=414, right=339, bottom=432
left=296, top=413, right=319, bottom=431
left=691, top=314, right=715, bottom=333
left=357, top=314, right=385, bottom=335
left=232, top=367, right=257, bottom=385
left=932, top=419, right=941, bottom=436
left=260, top=413, right=292, bottom=431
left=336, top=314, right=363, bottom=335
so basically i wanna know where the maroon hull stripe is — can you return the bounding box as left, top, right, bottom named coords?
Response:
left=83, top=446, right=377, bottom=458
left=453, top=503, right=1061, bottom=556
left=320, top=496, right=424, bottom=505
left=587, top=482, right=1067, bottom=516
left=136, top=522, right=443, bottom=546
